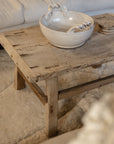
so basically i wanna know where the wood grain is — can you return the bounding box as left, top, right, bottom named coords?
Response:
left=14, top=66, right=25, bottom=90
left=59, top=75, right=114, bottom=100
left=1, top=25, right=113, bottom=81
left=18, top=68, right=47, bottom=105
left=45, top=77, right=58, bottom=137
left=0, top=34, right=38, bottom=82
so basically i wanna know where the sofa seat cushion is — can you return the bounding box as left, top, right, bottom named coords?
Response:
left=0, top=0, right=24, bottom=29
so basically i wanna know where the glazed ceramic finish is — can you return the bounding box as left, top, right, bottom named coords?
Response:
left=39, top=11, right=94, bottom=48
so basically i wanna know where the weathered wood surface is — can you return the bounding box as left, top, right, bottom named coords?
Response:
left=17, top=68, right=47, bottom=105
left=14, top=66, right=25, bottom=90
left=1, top=27, right=114, bottom=81
left=0, top=34, right=37, bottom=82
left=93, top=13, right=114, bottom=34
left=93, top=13, right=114, bottom=29
left=59, top=75, right=114, bottom=100
left=37, top=60, right=114, bottom=92
left=45, top=77, right=58, bottom=137
left=0, top=35, right=47, bottom=105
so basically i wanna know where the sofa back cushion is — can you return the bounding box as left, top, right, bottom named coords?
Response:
left=61, top=0, right=114, bottom=12
left=0, top=0, right=24, bottom=29
left=19, top=0, right=114, bottom=23
left=19, top=0, right=48, bottom=23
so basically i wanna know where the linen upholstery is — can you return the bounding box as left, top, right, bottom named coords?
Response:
left=0, top=0, right=24, bottom=29
left=18, top=0, right=114, bottom=23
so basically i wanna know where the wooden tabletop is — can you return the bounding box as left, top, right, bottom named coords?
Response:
left=0, top=15, right=114, bottom=82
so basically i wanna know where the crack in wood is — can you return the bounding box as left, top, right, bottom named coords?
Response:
left=45, top=65, right=59, bottom=69
left=20, top=53, right=32, bottom=57
left=30, top=66, right=39, bottom=69
left=13, top=44, right=21, bottom=47
left=14, top=31, right=25, bottom=35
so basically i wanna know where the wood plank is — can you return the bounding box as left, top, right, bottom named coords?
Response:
left=18, top=68, right=47, bottom=105
left=14, top=66, right=25, bottom=90
left=59, top=75, right=114, bottom=100
left=45, top=77, right=58, bottom=137
left=0, top=34, right=38, bottom=82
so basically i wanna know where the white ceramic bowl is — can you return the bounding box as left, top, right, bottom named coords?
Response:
left=39, top=11, right=94, bottom=48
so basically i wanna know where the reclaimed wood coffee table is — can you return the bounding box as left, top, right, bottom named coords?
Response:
left=0, top=15, right=114, bottom=137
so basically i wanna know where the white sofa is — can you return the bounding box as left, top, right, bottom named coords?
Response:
left=0, top=0, right=114, bottom=32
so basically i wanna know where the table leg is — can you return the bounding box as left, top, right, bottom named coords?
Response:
left=14, top=65, right=25, bottom=90
left=45, top=77, right=58, bottom=137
